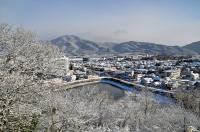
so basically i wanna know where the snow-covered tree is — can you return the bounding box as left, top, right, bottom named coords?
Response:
left=0, top=23, right=62, bottom=131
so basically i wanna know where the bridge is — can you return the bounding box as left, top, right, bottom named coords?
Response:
left=100, top=77, right=175, bottom=97
left=50, top=76, right=175, bottom=97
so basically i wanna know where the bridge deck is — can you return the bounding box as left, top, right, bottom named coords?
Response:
left=100, top=77, right=174, bottom=94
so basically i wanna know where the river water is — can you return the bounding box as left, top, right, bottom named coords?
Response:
left=74, top=83, right=125, bottom=100
left=73, top=82, right=175, bottom=104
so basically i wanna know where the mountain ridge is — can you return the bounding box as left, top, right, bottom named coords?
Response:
left=51, top=35, right=199, bottom=56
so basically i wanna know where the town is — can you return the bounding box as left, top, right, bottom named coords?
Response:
left=57, top=54, right=200, bottom=93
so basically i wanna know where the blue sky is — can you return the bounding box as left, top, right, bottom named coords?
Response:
left=0, top=0, right=200, bottom=45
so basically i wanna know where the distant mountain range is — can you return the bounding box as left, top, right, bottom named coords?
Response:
left=51, top=35, right=200, bottom=56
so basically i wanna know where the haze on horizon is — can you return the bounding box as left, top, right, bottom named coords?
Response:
left=0, top=0, right=200, bottom=46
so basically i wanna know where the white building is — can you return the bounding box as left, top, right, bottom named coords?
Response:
left=164, top=69, right=181, bottom=80
left=190, top=71, right=199, bottom=80
left=141, top=77, right=153, bottom=84
left=134, top=74, right=143, bottom=81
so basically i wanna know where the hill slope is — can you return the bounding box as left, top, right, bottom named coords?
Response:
left=183, top=41, right=200, bottom=54
left=51, top=35, right=102, bottom=55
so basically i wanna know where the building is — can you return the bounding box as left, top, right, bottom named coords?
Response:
left=134, top=74, right=143, bottom=81
left=141, top=77, right=153, bottom=85
left=83, top=57, right=90, bottom=63
left=164, top=69, right=181, bottom=80
left=190, top=71, right=199, bottom=80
